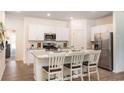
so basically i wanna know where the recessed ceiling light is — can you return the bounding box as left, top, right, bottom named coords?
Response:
left=70, top=17, right=73, bottom=20
left=16, top=11, right=21, bottom=13
left=90, top=11, right=97, bottom=13
left=47, top=13, right=51, bottom=17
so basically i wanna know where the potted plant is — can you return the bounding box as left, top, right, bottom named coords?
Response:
left=0, top=22, right=5, bottom=50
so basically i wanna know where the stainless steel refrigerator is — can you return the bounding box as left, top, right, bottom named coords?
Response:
left=94, top=32, right=113, bottom=71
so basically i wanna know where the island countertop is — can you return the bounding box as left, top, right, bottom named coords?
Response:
left=31, top=50, right=93, bottom=59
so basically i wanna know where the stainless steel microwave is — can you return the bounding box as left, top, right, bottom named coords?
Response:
left=44, top=33, right=56, bottom=41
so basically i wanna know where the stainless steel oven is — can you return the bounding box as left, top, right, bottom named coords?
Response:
left=44, top=33, right=56, bottom=41
left=43, top=42, right=57, bottom=51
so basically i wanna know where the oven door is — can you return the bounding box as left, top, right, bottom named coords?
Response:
left=52, top=34, right=56, bottom=40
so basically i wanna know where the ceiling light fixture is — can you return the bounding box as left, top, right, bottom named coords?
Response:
left=47, top=13, right=51, bottom=17
left=90, top=11, right=97, bottom=13
left=70, top=17, right=73, bottom=20
left=16, top=11, right=21, bottom=13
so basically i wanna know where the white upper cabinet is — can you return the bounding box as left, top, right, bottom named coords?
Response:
left=106, top=24, right=113, bottom=32
left=28, top=24, right=38, bottom=41
left=71, top=30, right=87, bottom=49
left=70, top=19, right=87, bottom=30
left=56, top=27, right=69, bottom=41
left=28, top=25, right=46, bottom=41
left=47, top=26, right=56, bottom=33
left=28, top=24, right=69, bottom=41
left=91, top=26, right=100, bottom=41
left=91, top=24, right=113, bottom=41
left=62, top=28, right=69, bottom=41
left=70, top=19, right=88, bottom=49
left=55, top=27, right=61, bottom=41
left=37, top=25, right=46, bottom=40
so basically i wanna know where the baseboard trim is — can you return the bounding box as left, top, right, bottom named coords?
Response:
left=113, top=68, right=124, bottom=73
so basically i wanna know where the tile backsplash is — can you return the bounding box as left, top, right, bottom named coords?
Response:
left=27, top=41, right=43, bottom=49
left=27, top=41, right=69, bottom=49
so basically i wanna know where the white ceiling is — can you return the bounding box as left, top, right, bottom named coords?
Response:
left=6, top=11, right=112, bottom=21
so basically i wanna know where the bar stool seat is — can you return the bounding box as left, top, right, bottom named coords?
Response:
left=83, top=61, right=96, bottom=66
left=43, top=66, right=62, bottom=72
left=64, top=63, right=81, bottom=69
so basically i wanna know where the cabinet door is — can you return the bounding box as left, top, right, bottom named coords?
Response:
left=100, top=25, right=108, bottom=33
left=38, top=25, right=47, bottom=40
left=48, top=26, right=56, bottom=33
left=56, top=27, right=62, bottom=41
left=91, top=27, right=95, bottom=41
left=71, top=29, right=87, bottom=49
left=56, top=27, right=69, bottom=41
left=28, top=24, right=38, bottom=41
left=27, top=51, right=34, bottom=64
left=61, top=28, right=69, bottom=41
left=106, top=24, right=113, bottom=32
left=70, top=20, right=87, bottom=30
left=91, top=26, right=100, bottom=41
left=28, top=25, right=56, bottom=41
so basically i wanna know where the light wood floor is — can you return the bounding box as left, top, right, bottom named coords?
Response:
left=2, top=59, right=124, bottom=81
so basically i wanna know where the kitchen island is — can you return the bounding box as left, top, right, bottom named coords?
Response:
left=32, top=50, right=92, bottom=81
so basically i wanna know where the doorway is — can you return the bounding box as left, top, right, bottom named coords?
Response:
left=6, top=29, right=16, bottom=62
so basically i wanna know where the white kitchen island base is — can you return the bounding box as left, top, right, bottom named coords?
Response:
left=32, top=50, right=91, bottom=81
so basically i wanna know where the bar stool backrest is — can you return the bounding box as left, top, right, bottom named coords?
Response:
left=49, top=52, right=66, bottom=72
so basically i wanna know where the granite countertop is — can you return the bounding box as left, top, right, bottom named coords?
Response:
left=31, top=49, right=92, bottom=59
left=27, top=48, right=44, bottom=50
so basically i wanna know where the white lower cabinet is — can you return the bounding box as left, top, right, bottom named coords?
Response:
left=27, top=49, right=46, bottom=64
left=27, top=50, right=34, bottom=64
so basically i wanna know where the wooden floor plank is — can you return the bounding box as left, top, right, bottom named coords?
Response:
left=2, top=59, right=124, bottom=81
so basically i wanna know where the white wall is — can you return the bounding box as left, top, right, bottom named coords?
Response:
left=5, top=14, right=24, bottom=61
left=113, top=12, right=124, bottom=73
left=95, top=15, right=113, bottom=25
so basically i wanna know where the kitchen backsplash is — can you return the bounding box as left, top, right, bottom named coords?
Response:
left=27, top=41, right=69, bottom=49
left=27, top=41, right=43, bottom=49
